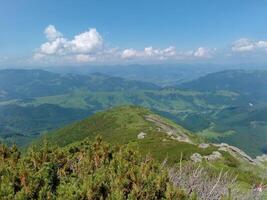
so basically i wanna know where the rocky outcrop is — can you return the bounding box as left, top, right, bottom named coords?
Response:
left=191, top=153, right=202, bottom=163
left=255, top=154, right=267, bottom=163
left=204, top=151, right=222, bottom=161
left=213, top=143, right=256, bottom=164
left=198, top=143, right=210, bottom=148
left=145, top=114, right=193, bottom=144
left=191, top=151, right=222, bottom=163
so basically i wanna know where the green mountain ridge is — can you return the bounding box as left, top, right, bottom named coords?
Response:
left=36, top=105, right=266, bottom=187
left=0, top=105, right=266, bottom=199
left=1, top=69, right=267, bottom=157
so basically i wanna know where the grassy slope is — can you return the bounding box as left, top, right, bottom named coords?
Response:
left=38, top=106, right=266, bottom=187
left=27, top=88, right=267, bottom=156
left=41, top=106, right=215, bottom=164
left=2, top=86, right=267, bottom=156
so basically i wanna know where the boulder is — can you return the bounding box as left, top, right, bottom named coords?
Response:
left=137, top=132, right=146, bottom=139
left=191, top=153, right=202, bottom=163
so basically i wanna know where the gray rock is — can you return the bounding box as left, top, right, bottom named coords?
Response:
left=198, top=143, right=210, bottom=148
left=191, top=153, right=202, bottom=163
left=204, top=151, right=222, bottom=161
left=137, top=132, right=146, bottom=139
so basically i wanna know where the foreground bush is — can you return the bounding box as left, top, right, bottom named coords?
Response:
left=0, top=137, right=263, bottom=200
left=0, top=137, right=188, bottom=200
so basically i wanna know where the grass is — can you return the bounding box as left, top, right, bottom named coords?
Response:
left=33, top=105, right=267, bottom=188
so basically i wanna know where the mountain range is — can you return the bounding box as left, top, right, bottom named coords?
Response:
left=0, top=68, right=266, bottom=157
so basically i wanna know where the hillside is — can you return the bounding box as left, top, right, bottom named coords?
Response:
left=41, top=106, right=204, bottom=163
left=0, top=104, right=91, bottom=147
left=0, top=69, right=159, bottom=101
left=1, top=69, right=267, bottom=157
left=179, top=70, right=267, bottom=104
left=39, top=106, right=267, bottom=188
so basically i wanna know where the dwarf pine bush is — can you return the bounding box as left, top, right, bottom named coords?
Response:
left=0, top=137, right=188, bottom=200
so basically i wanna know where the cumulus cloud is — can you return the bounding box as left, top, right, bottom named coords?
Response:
left=40, top=38, right=67, bottom=55
left=35, top=25, right=103, bottom=63
left=44, top=25, right=63, bottom=41
left=121, top=46, right=178, bottom=60
left=71, top=29, right=103, bottom=53
left=256, top=40, right=267, bottom=48
left=232, top=38, right=267, bottom=53
left=193, top=47, right=212, bottom=58
left=120, top=46, right=214, bottom=61
left=34, top=25, right=215, bottom=64
left=121, top=49, right=138, bottom=59
left=232, top=38, right=255, bottom=52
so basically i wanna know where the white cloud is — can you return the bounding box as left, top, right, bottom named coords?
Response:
left=232, top=38, right=255, bottom=52
left=120, top=46, right=214, bottom=61
left=193, top=47, right=212, bottom=58
left=35, top=25, right=103, bottom=63
left=232, top=38, right=267, bottom=53
left=121, top=46, right=177, bottom=60
left=71, top=28, right=103, bottom=53
left=44, top=25, right=63, bottom=41
left=40, top=38, right=67, bottom=55
left=121, top=49, right=138, bottom=59
left=76, top=54, right=96, bottom=62
left=34, top=25, right=215, bottom=64
left=256, top=40, right=267, bottom=48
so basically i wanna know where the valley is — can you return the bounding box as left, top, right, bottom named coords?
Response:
left=0, top=69, right=266, bottom=158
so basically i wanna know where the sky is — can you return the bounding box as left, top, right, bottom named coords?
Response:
left=1, top=0, right=267, bottom=67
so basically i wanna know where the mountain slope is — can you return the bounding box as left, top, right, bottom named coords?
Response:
left=179, top=70, right=267, bottom=104
left=0, top=69, right=159, bottom=101
left=39, top=106, right=262, bottom=166
left=38, top=106, right=266, bottom=187
left=1, top=69, right=267, bottom=157
left=41, top=106, right=209, bottom=163
left=0, top=104, right=91, bottom=147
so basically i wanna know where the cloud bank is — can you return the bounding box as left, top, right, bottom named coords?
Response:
left=34, top=25, right=215, bottom=64
left=32, top=25, right=267, bottom=65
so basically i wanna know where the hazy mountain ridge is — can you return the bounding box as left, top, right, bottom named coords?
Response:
left=178, top=69, right=267, bottom=104
left=0, top=69, right=159, bottom=101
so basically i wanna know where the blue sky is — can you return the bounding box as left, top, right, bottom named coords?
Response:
left=1, top=0, right=267, bottom=66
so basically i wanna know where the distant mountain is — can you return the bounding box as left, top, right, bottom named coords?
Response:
left=178, top=70, right=267, bottom=104
left=0, top=104, right=91, bottom=147
left=1, top=69, right=267, bottom=157
left=46, top=64, right=267, bottom=86
left=0, top=69, right=159, bottom=100
left=45, top=64, right=225, bottom=86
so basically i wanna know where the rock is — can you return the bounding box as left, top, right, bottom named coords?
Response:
left=137, top=132, right=146, bottom=139
left=191, top=153, right=202, bottom=163
left=214, top=143, right=255, bottom=163
left=198, top=143, right=210, bottom=148
left=144, top=114, right=193, bottom=144
left=218, top=146, right=228, bottom=152
left=255, top=154, right=267, bottom=163
left=204, top=151, right=222, bottom=161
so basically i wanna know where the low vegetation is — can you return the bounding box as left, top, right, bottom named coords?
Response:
left=1, top=136, right=265, bottom=199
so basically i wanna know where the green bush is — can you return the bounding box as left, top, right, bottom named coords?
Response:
left=0, top=137, right=188, bottom=200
